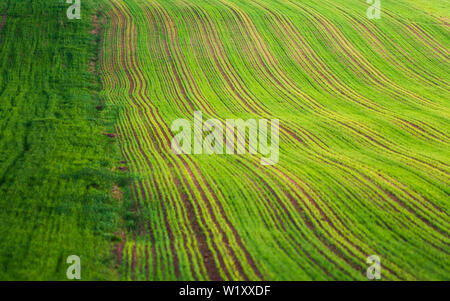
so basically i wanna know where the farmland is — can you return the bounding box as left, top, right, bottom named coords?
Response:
left=0, top=1, right=126, bottom=280
left=0, top=0, right=449, bottom=280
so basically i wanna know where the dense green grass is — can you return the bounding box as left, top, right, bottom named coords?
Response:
left=0, top=0, right=449, bottom=280
left=0, top=1, right=129, bottom=280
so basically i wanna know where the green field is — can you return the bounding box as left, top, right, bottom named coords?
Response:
left=0, top=0, right=449, bottom=280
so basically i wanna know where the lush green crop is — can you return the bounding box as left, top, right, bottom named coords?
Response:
left=0, top=1, right=128, bottom=280
left=0, top=0, right=449, bottom=280
left=98, top=0, right=449, bottom=280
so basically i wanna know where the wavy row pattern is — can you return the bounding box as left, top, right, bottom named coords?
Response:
left=98, top=0, right=449, bottom=280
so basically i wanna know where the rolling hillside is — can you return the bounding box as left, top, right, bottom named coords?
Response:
left=0, top=0, right=449, bottom=280
left=98, top=0, right=449, bottom=280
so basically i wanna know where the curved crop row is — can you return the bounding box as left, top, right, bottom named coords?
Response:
left=98, top=0, right=449, bottom=280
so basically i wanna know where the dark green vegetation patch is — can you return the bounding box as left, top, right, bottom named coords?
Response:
left=0, top=0, right=126, bottom=280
